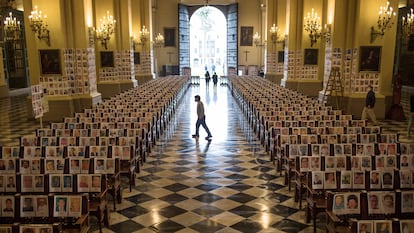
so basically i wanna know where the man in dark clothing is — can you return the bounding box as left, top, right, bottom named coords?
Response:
left=408, top=95, right=414, bottom=136
left=361, top=85, right=378, bottom=125
left=192, top=95, right=212, bottom=140
left=212, top=72, right=218, bottom=85
left=205, top=71, right=210, bottom=85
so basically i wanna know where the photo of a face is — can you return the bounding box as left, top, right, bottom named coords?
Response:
left=374, top=221, right=391, bottom=233
left=1, top=196, right=14, bottom=217
left=358, top=221, right=372, bottom=233
left=400, top=220, right=414, bottom=233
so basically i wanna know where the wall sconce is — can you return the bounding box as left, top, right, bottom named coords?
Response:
left=28, top=5, right=50, bottom=46
left=95, top=11, right=116, bottom=50
left=3, top=12, right=21, bottom=41
left=253, top=32, right=266, bottom=47
left=370, top=1, right=396, bottom=43
left=323, top=24, right=331, bottom=44
left=132, top=25, right=149, bottom=50
left=402, top=8, right=414, bottom=44
left=153, top=33, right=164, bottom=48
left=303, top=8, right=322, bottom=47
left=269, top=24, right=279, bottom=44
left=269, top=24, right=286, bottom=47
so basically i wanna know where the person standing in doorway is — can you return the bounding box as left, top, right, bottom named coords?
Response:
left=408, top=95, right=414, bottom=137
left=192, top=95, right=212, bottom=140
left=212, top=72, right=218, bottom=85
left=361, top=85, right=378, bottom=125
left=205, top=71, right=210, bottom=86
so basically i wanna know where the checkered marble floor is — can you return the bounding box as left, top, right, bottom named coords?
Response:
left=0, top=94, right=41, bottom=146
left=1, top=84, right=414, bottom=233
left=92, top=84, right=315, bottom=233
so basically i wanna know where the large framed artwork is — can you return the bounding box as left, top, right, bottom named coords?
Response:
left=304, top=48, right=318, bottom=65
left=100, top=51, right=114, bottom=68
left=40, top=49, right=61, bottom=75
left=359, top=46, right=381, bottom=71
left=133, top=52, right=140, bottom=65
left=278, top=51, right=285, bottom=63
left=164, top=28, right=176, bottom=47
left=240, top=26, right=253, bottom=46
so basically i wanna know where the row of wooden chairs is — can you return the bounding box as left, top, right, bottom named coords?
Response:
left=226, top=76, right=414, bottom=233
left=1, top=76, right=192, bottom=233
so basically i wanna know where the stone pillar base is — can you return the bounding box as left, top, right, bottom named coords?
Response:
left=297, top=81, right=323, bottom=98
left=97, top=82, right=121, bottom=99
left=120, top=80, right=137, bottom=93
left=136, top=74, right=153, bottom=84
left=265, top=73, right=283, bottom=85
left=343, top=94, right=386, bottom=120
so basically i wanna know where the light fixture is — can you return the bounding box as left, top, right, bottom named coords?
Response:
left=323, top=24, right=332, bottom=44
left=139, top=25, right=149, bottom=46
left=153, top=33, right=164, bottom=48
left=95, top=11, right=116, bottom=50
left=253, top=32, right=266, bottom=47
left=402, top=8, right=414, bottom=44
left=28, top=5, right=50, bottom=46
left=370, top=1, right=396, bottom=43
left=3, top=12, right=20, bottom=41
left=269, top=23, right=286, bottom=47
left=303, top=8, right=322, bottom=47
left=132, top=25, right=149, bottom=50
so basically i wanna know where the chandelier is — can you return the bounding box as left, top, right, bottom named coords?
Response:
left=370, top=1, right=396, bottom=43
left=139, top=25, right=149, bottom=46
left=3, top=12, right=20, bottom=41
left=153, top=32, right=164, bottom=48
left=402, top=8, right=414, bottom=44
left=303, top=8, right=322, bottom=47
left=28, top=5, right=50, bottom=46
left=253, top=31, right=264, bottom=46
left=95, top=11, right=116, bottom=50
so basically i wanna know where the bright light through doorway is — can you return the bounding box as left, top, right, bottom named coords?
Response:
left=190, top=6, right=227, bottom=77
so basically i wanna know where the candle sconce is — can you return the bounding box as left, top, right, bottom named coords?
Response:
left=95, top=11, right=116, bottom=50
left=303, top=8, right=322, bottom=47
left=370, top=1, right=396, bottom=43
left=3, top=11, right=21, bottom=42
left=132, top=25, right=149, bottom=50
left=28, top=5, right=50, bottom=46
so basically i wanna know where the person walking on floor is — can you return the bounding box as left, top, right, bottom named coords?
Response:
left=407, top=95, right=414, bottom=137
left=361, top=85, right=379, bottom=125
left=192, top=95, right=212, bottom=140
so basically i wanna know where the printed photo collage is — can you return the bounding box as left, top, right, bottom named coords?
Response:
left=63, top=48, right=97, bottom=94
left=309, top=169, right=409, bottom=191
left=99, top=50, right=135, bottom=82
left=19, top=224, right=53, bottom=233
left=30, top=84, right=45, bottom=119
left=0, top=173, right=104, bottom=194
left=332, top=191, right=409, bottom=216
left=354, top=220, right=412, bottom=233
left=0, top=194, right=83, bottom=219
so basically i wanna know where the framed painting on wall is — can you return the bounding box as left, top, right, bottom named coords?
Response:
left=164, top=28, right=176, bottom=47
left=133, top=52, right=140, bottom=65
left=100, top=51, right=114, bottom=68
left=39, top=49, right=61, bottom=75
left=278, top=51, right=284, bottom=63
left=304, top=48, right=318, bottom=65
left=359, top=46, right=381, bottom=71
left=240, top=26, right=253, bottom=46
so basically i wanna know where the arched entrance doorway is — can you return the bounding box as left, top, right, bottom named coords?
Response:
left=178, top=3, right=238, bottom=76
left=189, top=6, right=227, bottom=77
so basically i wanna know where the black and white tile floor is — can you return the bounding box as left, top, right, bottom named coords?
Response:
left=1, top=83, right=413, bottom=233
